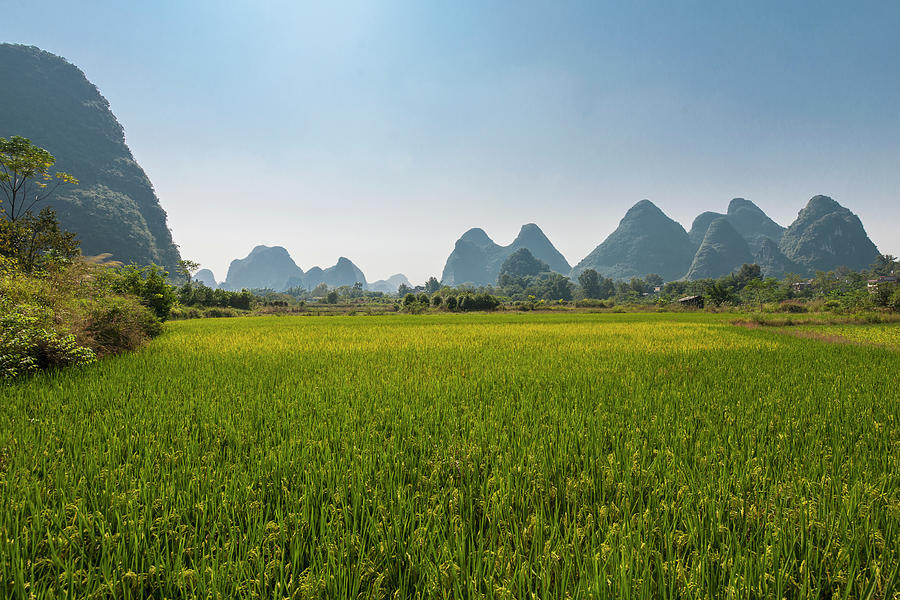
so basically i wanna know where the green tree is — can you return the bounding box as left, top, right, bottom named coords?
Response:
left=115, top=264, right=177, bottom=320
left=578, top=269, right=602, bottom=298
left=645, top=273, right=664, bottom=289
left=176, top=259, right=200, bottom=283
left=0, top=207, right=79, bottom=273
left=706, top=282, right=732, bottom=306
left=0, top=136, right=77, bottom=222
left=325, top=290, right=339, bottom=304
left=871, top=254, right=898, bottom=276
left=424, top=277, right=440, bottom=294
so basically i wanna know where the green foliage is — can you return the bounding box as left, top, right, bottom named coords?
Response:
left=0, top=302, right=94, bottom=378
left=498, top=248, right=549, bottom=282
left=0, top=207, right=79, bottom=273
left=0, top=135, right=77, bottom=221
left=325, top=290, right=339, bottom=304
left=891, top=288, right=900, bottom=312
left=456, top=292, right=501, bottom=311
left=424, top=277, right=440, bottom=294
left=114, top=264, right=177, bottom=320
left=177, top=282, right=254, bottom=310
left=444, top=295, right=457, bottom=311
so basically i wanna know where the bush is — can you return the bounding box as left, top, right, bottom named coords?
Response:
left=0, top=302, right=95, bottom=378
left=431, top=295, right=443, bottom=307
left=444, top=296, right=458, bottom=311
left=114, top=264, right=177, bottom=320
left=457, top=293, right=501, bottom=311
left=778, top=300, right=808, bottom=313
left=80, top=296, right=161, bottom=355
left=890, top=288, right=900, bottom=312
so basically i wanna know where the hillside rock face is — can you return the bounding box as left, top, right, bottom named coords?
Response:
left=572, top=200, right=695, bottom=281
left=684, top=218, right=754, bottom=280
left=224, top=246, right=303, bottom=291
left=193, top=269, right=218, bottom=288
left=689, top=212, right=725, bottom=248
left=753, top=237, right=800, bottom=279
left=779, top=195, right=879, bottom=273
left=440, top=223, right=570, bottom=286
left=369, top=274, right=411, bottom=294
left=0, top=44, right=180, bottom=270
left=725, top=198, right=785, bottom=252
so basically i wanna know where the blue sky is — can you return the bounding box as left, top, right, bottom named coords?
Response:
left=4, top=1, right=899, bottom=283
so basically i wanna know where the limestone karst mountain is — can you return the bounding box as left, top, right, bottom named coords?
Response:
left=222, top=246, right=367, bottom=291
left=440, top=223, right=570, bottom=286
left=779, top=195, right=880, bottom=273
left=300, top=257, right=367, bottom=290
left=369, top=274, right=411, bottom=294
left=571, top=200, right=695, bottom=281
left=753, top=237, right=800, bottom=279
left=0, top=44, right=180, bottom=270
left=192, top=269, right=218, bottom=288
left=223, top=246, right=303, bottom=291
left=689, top=212, right=725, bottom=248
left=724, top=198, right=786, bottom=253
left=683, top=218, right=755, bottom=280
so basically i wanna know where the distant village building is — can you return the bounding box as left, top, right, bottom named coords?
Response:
left=791, top=279, right=814, bottom=293
left=678, top=295, right=704, bottom=308
left=867, top=275, right=899, bottom=291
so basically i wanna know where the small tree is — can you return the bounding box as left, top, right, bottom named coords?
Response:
left=578, top=269, right=602, bottom=299
left=0, top=207, right=79, bottom=273
left=0, top=136, right=77, bottom=222
left=424, top=277, right=440, bottom=294
left=176, top=259, right=200, bottom=283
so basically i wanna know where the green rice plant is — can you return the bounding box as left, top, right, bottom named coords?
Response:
left=1, top=313, right=898, bottom=598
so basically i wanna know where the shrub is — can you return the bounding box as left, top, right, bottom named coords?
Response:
left=114, top=265, right=177, bottom=320
left=445, top=296, right=458, bottom=311
left=80, top=296, right=161, bottom=355
left=0, top=302, right=95, bottom=378
left=778, top=300, right=808, bottom=313
left=890, top=288, right=900, bottom=312
left=431, top=295, right=443, bottom=307
left=457, top=293, right=500, bottom=312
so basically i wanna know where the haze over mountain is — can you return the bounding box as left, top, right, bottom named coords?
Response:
left=192, top=269, right=217, bottom=288
left=222, top=246, right=367, bottom=292
left=571, top=200, right=695, bottom=281
left=441, top=223, right=570, bottom=286
left=369, top=274, right=411, bottom=294
left=0, top=44, right=180, bottom=271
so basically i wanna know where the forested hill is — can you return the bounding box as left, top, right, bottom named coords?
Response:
left=0, top=44, right=180, bottom=271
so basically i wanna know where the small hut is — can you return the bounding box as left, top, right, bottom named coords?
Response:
left=678, top=295, right=704, bottom=309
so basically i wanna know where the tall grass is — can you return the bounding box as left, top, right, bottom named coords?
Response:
left=1, top=313, right=898, bottom=598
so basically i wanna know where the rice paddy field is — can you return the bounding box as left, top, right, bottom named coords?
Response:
left=1, top=313, right=899, bottom=599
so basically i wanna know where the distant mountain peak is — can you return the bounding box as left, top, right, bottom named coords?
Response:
left=441, top=223, right=570, bottom=285
left=459, top=228, right=495, bottom=247
left=779, top=195, right=878, bottom=272
left=684, top=217, right=753, bottom=280
left=572, top=200, right=694, bottom=281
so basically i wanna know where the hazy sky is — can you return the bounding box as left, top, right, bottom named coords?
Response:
left=4, top=1, right=899, bottom=283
